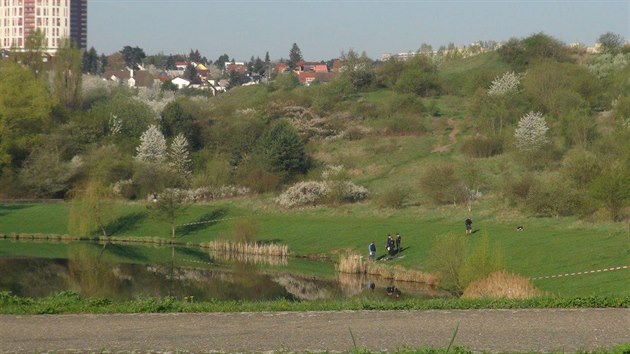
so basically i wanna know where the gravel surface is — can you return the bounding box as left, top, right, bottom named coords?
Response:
left=1, top=308, right=629, bottom=353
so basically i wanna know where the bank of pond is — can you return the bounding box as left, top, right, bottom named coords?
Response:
left=0, top=239, right=447, bottom=303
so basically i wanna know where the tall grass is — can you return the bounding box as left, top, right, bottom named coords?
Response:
left=462, top=270, right=539, bottom=299
left=336, top=252, right=439, bottom=286
left=200, top=240, right=289, bottom=257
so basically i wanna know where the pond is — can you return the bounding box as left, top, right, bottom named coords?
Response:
left=0, top=240, right=448, bottom=302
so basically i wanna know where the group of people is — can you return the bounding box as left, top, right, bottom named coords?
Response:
left=368, top=233, right=402, bottom=261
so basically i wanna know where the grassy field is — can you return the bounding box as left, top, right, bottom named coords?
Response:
left=0, top=201, right=627, bottom=297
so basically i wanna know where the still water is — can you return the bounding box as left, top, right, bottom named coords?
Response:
left=0, top=241, right=447, bottom=301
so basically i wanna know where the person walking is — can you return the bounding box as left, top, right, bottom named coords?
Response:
left=368, top=241, right=376, bottom=262
left=395, top=233, right=401, bottom=253
left=465, top=218, right=473, bottom=235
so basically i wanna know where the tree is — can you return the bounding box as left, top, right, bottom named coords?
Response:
left=339, top=49, right=374, bottom=91
left=168, top=134, right=192, bottom=184
left=514, top=111, right=549, bottom=152
left=18, top=29, right=46, bottom=78
left=598, top=32, right=624, bottom=53
left=215, top=53, right=230, bottom=70
left=288, top=43, right=303, bottom=69
left=19, top=147, right=74, bottom=197
left=0, top=62, right=53, bottom=169
left=120, top=46, right=146, bottom=69
left=189, top=49, right=202, bottom=63
left=261, top=120, right=307, bottom=178
left=183, top=63, right=198, bottom=81
left=82, top=47, right=99, bottom=74
left=160, top=100, right=196, bottom=144
left=68, top=180, right=116, bottom=237
left=148, top=188, right=188, bottom=238
left=135, top=125, right=167, bottom=163
left=591, top=161, right=630, bottom=221
left=54, top=38, right=83, bottom=109
left=488, top=71, right=521, bottom=96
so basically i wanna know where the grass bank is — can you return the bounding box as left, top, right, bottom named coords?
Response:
left=0, top=290, right=628, bottom=315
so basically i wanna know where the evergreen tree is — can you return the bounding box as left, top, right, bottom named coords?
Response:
left=136, top=125, right=167, bottom=163
left=262, top=120, right=307, bottom=178
left=288, top=43, right=303, bottom=69
left=82, top=47, right=99, bottom=74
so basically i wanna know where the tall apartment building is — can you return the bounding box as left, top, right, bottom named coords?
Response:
left=0, top=0, right=87, bottom=53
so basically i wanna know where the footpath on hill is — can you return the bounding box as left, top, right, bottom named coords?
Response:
left=1, top=308, right=629, bottom=352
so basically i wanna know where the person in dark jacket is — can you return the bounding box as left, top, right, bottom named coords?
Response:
left=465, top=218, right=473, bottom=235
left=368, top=241, right=376, bottom=262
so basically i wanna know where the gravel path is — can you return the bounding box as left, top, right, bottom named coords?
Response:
left=1, top=309, right=629, bottom=353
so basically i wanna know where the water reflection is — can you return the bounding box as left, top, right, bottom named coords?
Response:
left=0, top=241, right=449, bottom=301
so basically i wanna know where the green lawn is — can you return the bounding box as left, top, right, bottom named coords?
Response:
left=0, top=201, right=627, bottom=297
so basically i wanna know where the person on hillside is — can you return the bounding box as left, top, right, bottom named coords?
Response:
left=395, top=233, right=401, bottom=253
left=465, top=218, right=473, bottom=235
left=368, top=241, right=376, bottom=262
left=386, top=234, right=395, bottom=256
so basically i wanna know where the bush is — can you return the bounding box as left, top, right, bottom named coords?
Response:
left=504, top=173, right=536, bottom=204
left=384, top=114, right=427, bottom=135
left=526, top=175, right=585, bottom=217
left=427, top=233, right=467, bottom=291
left=276, top=181, right=328, bottom=208
left=232, top=219, right=259, bottom=243
left=458, top=233, right=504, bottom=289
left=376, top=185, right=411, bottom=209
left=560, top=148, right=602, bottom=186
left=238, top=168, right=282, bottom=194
left=419, top=163, right=467, bottom=205
left=460, top=135, right=504, bottom=158
left=276, top=180, right=368, bottom=208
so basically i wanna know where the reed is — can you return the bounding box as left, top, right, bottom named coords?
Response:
left=462, top=270, right=539, bottom=299
left=200, top=240, right=289, bottom=257
left=336, top=252, right=439, bottom=286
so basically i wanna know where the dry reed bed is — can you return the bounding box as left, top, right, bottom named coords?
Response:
left=210, top=251, right=288, bottom=266
left=336, top=252, right=439, bottom=286
left=200, top=240, right=289, bottom=257
left=462, top=270, right=539, bottom=299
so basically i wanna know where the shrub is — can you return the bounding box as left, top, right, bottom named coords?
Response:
left=427, top=233, right=467, bottom=291
left=462, top=270, right=539, bottom=299
left=384, top=114, right=427, bottom=135
left=232, top=219, right=259, bottom=243
left=503, top=174, right=533, bottom=205
left=560, top=148, right=602, bottom=186
left=419, top=163, right=467, bottom=205
left=458, top=233, right=504, bottom=289
left=526, top=175, right=585, bottom=217
left=460, top=135, right=504, bottom=158
left=238, top=168, right=282, bottom=193
left=276, top=180, right=368, bottom=208
left=376, top=185, right=411, bottom=209
left=276, top=181, right=328, bottom=208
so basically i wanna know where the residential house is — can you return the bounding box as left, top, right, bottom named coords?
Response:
left=171, top=77, right=191, bottom=90
left=225, top=61, right=247, bottom=74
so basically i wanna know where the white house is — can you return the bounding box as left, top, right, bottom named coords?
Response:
left=171, top=77, right=191, bottom=90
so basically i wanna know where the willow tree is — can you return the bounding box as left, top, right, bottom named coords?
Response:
left=68, top=180, right=116, bottom=238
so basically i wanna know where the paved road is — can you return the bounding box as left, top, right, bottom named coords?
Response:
left=1, top=309, right=629, bottom=353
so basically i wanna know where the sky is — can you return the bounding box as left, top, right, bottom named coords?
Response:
left=88, top=0, right=630, bottom=62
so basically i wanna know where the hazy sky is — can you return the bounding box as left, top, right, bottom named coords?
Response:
left=89, top=0, right=629, bottom=61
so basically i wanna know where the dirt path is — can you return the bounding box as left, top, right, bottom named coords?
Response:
left=1, top=309, right=629, bottom=352
left=432, top=118, right=460, bottom=153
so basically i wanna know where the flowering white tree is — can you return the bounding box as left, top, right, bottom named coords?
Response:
left=488, top=71, right=521, bottom=96
left=135, top=124, right=167, bottom=163
left=168, top=133, right=192, bottom=178
left=514, top=111, right=549, bottom=152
